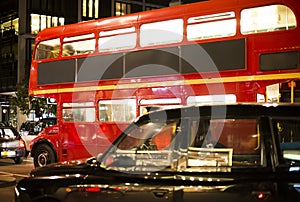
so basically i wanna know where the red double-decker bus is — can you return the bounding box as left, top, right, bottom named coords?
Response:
left=29, top=0, right=300, bottom=167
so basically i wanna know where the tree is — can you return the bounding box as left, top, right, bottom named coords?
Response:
left=11, top=79, right=56, bottom=117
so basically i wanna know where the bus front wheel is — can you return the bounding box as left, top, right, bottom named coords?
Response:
left=34, top=144, right=56, bottom=167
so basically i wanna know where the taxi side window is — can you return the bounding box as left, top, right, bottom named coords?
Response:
left=273, top=118, right=300, bottom=163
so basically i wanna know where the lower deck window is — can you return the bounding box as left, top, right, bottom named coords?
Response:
left=62, top=102, right=95, bottom=122
left=99, top=99, right=136, bottom=122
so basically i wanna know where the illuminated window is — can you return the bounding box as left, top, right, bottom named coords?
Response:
left=99, top=27, right=136, bottom=52
left=115, top=1, right=131, bottom=16
left=62, top=102, right=95, bottom=122
left=99, top=99, right=136, bottom=122
left=63, top=33, right=96, bottom=56
left=140, top=19, right=183, bottom=47
left=187, top=94, right=237, bottom=105
left=89, top=0, right=93, bottom=17
left=139, top=98, right=181, bottom=116
left=31, top=14, right=64, bottom=35
left=187, top=12, right=236, bottom=41
left=82, top=0, right=99, bottom=18
left=41, top=15, right=47, bottom=31
left=95, top=0, right=99, bottom=18
left=241, top=4, right=296, bottom=34
left=47, top=16, right=51, bottom=27
left=0, top=18, right=19, bottom=35
left=83, top=0, right=87, bottom=16
left=35, top=38, right=60, bottom=60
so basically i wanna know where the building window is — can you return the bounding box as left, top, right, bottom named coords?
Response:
left=83, top=0, right=87, bottom=16
left=115, top=1, right=131, bottom=16
left=31, top=14, right=64, bottom=35
left=82, top=0, right=99, bottom=19
left=0, top=18, right=19, bottom=36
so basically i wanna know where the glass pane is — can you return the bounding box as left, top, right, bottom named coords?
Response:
left=62, top=39, right=96, bottom=56
left=35, top=38, right=60, bottom=60
left=103, top=121, right=178, bottom=172
left=3, top=129, right=17, bottom=139
left=88, top=0, right=93, bottom=17
left=187, top=94, right=237, bottom=105
left=41, top=15, right=47, bottom=31
left=47, top=16, right=51, bottom=28
left=52, top=16, right=58, bottom=27
left=99, top=99, right=136, bottom=122
left=241, top=4, right=296, bottom=34
left=59, top=17, right=65, bottom=26
left=95, top=0, right=99, bottom=18
left=82, top=0, right=87, bottom=17
left=99, top=33, right=136, bottom=52
left=62, top=102, right=94, bottom=107
left=272, top=118, right=300, bottom=163
left=100, top=27, right=135, bottom=37
left=101, top=117, right=261, bottom=173
left=188, top=12, right=235, bottom=23
left=31, top=14, right=40, bottom=34
left=187, top=19, right=236, bottom=40
left=62, top=108, right=95, bottom=122
left=140, top=19, right=183, bottom=47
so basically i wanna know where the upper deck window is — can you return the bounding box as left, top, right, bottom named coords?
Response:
left=99, top=27, right=136, bottom=52
left=35, top=38, right=60, bottom=60
left=140, top=19, right=183, bottom=47
left=187, top=12, right=236, bottom=41
left=62, top=33, right=96, bottom=56
left=241, top=4, right=296, bottom=34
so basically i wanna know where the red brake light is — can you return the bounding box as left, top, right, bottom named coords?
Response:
left=85, top=187, right=101, bottom=192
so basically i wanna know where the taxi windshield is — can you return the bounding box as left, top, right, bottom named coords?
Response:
left=101, top=120, right=179, bottom=172
left=100, top=116, right=263, bottom=174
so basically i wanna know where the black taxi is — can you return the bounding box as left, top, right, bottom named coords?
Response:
left=15, top=104, right=300, bottom=201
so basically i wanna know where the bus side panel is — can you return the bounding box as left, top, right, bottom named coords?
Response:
left=60, top=122, right=129, bottom=161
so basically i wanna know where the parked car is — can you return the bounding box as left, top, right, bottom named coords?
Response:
left=19, top=117, right=57, bottom=157
left=0, top=124, right=26, bottom=164
left=15, top=104, right=300, bottom=201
